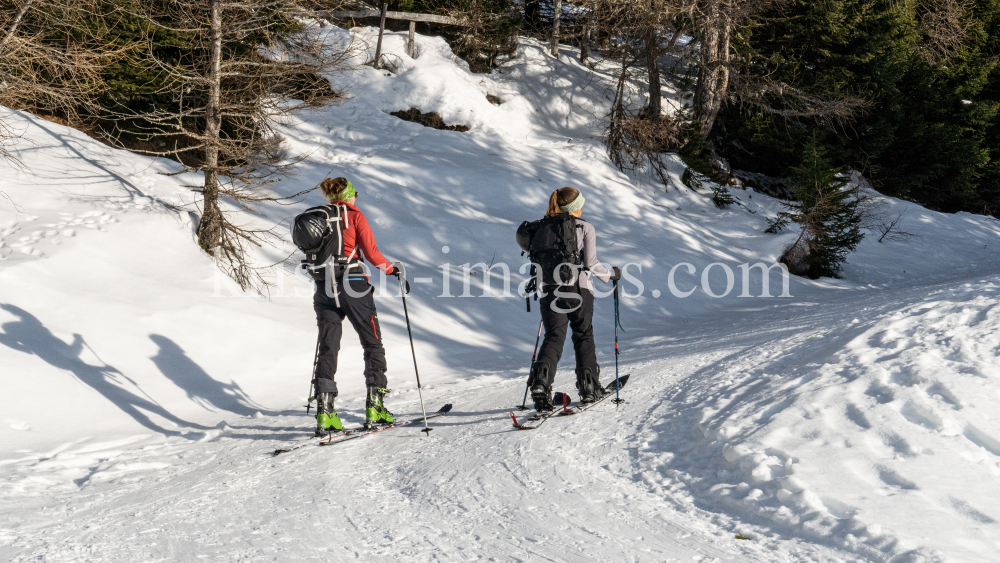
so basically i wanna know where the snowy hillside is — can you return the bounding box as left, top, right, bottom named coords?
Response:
left=3, top=25, right=1000, bottom=562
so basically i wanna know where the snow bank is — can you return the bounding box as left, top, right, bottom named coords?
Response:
left=634, top=279, right=1000, bottom=562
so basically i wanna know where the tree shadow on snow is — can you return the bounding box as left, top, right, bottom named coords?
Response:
left=0, top=303, right=208, bottom=436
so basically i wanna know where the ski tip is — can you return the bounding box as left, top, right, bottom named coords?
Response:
left=439, top=404, right=453, bottom=413
left=606, top=374, right=631, bottom=391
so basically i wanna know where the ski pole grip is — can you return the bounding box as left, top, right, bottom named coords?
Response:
left=392, top=261, right=406, bottom=281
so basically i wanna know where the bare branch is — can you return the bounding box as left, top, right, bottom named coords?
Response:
left=90, top=0, right=357, bottom=295
left=0, top=0, right=34, bottom=51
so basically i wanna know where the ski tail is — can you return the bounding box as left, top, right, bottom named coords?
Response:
left=511, top=393, right=571, bottom=430
left=510, top=412, right=523, bottom=429
left=273, top=428, right=354, bottom=456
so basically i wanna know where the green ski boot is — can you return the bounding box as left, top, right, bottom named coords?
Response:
left=315, top=392, right=343, bottom=436
left=365, top=386, right=395, bottom=428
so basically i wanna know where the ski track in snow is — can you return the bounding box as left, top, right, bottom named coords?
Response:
left=3, top=28, right=1000, bottom=562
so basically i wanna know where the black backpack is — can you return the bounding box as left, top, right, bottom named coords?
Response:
left=292, top=204, right=349, bottom=280
left=516, top=213, right=584, bottom=286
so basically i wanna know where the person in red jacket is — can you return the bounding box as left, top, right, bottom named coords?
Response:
left=312, top=176, right=401, bottom=434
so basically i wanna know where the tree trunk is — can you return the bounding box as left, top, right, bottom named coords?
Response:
left=645, top=27, right=661, bottom=118
left=694, top=0, right=730, bottom=137
left=198, top=0, right=223, bottom=252
left=550, top=0, right=561, bottom=57
left=580, top=23, right=589, bottom=63
left=373, top=3, right=387, bottom=67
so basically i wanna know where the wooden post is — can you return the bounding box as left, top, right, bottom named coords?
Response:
left=373, top=3, right=388, bottom=67
left=407, top=20, right=416, bottom=58
left=550, top=0, right=561, bottom=57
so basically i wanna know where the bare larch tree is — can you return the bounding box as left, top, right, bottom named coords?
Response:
left=102, top=0, right=355, bottom=293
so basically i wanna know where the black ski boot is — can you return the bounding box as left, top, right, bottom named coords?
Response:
left=578, top=367, right=606, bottom=404
left=531, top=384, right=554, bottom=411
left=529, top=363, right=554, bottom=411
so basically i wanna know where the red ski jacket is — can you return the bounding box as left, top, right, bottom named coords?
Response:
left=335, top=201, right=394, bottom=275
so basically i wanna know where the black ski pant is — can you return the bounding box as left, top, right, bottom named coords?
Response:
left=313, top=276, right=388, bottom=396
left=530, top=285, right=599, bottom=390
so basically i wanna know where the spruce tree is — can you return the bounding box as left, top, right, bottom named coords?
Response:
left=780, top=138, right=863, bottom=279
left=717, top=0, right=1000, bottom=215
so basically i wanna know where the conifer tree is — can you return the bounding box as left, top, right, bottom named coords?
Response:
left=717, top=0, right=1000, bottom=215
left=778, top=138, right=863, bottom=278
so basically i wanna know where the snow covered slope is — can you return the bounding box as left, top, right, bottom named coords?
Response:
left=3, top=25, right=1000, bottom=562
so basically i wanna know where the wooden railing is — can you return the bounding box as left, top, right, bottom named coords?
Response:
left=307, top=6, right=470, bottom=60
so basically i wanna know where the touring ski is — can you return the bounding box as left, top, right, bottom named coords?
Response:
left=272, top=424, right=382, bottom=456
left=509, top=377, right=630, bottom=430
left=510, top=392, right=571, bottom=430
left=272, top=404, right=452, bottom=456
left=318, top=404, right=452, bottom=448
left=558, top=375, right=630, bottom=417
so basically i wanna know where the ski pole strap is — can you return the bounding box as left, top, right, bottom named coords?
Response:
left=524, top=276, right=539, bottom=313
left=613, top=279, right=624, bottom=332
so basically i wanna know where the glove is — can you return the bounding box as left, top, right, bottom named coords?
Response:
left=611, top=266, right=622, bottom=281
left=390, top=266, right=410, bottom=294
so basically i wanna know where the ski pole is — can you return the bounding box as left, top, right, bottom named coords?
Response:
left=612, top=277, right=624, bottom=405
left=395, top=262, right=432, bottom=435
left=306, top=334, right=320, bottom=413
left=518, top=319, right=544, bottom=410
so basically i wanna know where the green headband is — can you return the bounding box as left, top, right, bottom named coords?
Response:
left=329, top=180, right=356, bottom=202
left=560, top=193, right=585, bottom=213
